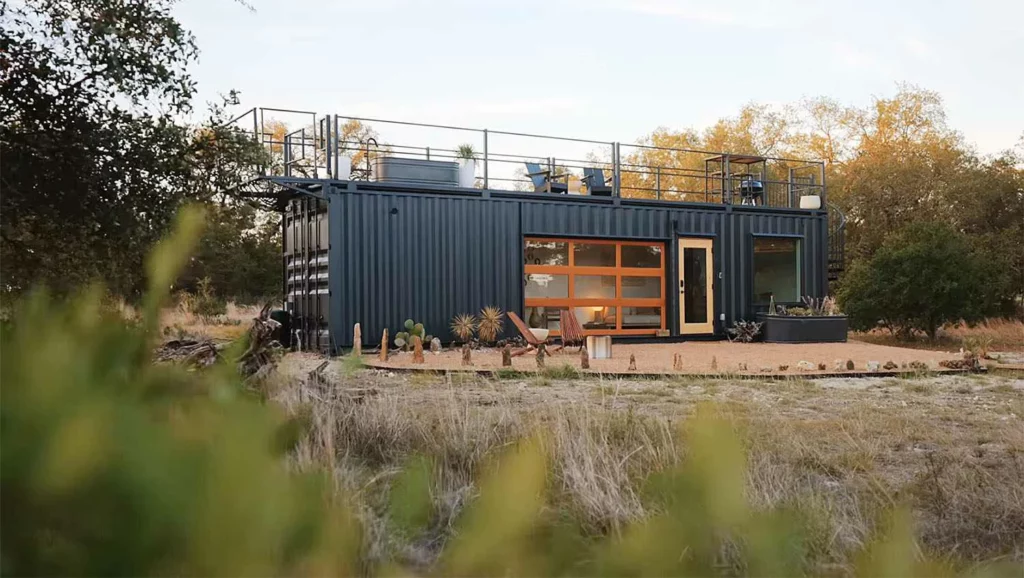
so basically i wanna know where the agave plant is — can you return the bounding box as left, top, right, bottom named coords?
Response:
left=450, top=313, right=477, bottom=342
left=477, top=306, right=504, bottom=343
left=455, top=143, right=477, bottom=160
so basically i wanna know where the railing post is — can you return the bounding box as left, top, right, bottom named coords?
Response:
left=482, top=129, right=489, bottom=189
left=788, top=167, right=795, bottom=208
left=819, top=162, right=827, bottom=208
left=656, top=166, right=661, bottom=200
left=425, top=146, right=430, bottom=160
left=324, top=115, right=333, bottom=178
left=612, top=142, right=621, bottom=197
left=332, top=115, right=339, bottom=178
left=284, top=133, right=291, bottom=177
left=723, top=153, right=732, bottom=204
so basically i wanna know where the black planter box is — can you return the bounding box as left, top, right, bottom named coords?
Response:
left=756, top=314, right=848, bottom=343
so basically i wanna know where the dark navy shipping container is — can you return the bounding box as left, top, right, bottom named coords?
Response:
left=283, top=180, right=831, bottom=353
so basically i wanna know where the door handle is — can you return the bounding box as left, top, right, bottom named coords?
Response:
left=679, top=279, right=685, bottom=292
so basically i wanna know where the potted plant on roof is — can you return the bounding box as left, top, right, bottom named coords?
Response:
left=455, top=143, right=477, bottom=188
left=757, top=296, right=848, bottom=343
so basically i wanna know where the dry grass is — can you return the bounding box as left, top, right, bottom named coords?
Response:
left=159, top=301, right=263, bottom=340
left=270, top=357, right=1024, bottom=573
left=853, top=318, right=1024, bottom=353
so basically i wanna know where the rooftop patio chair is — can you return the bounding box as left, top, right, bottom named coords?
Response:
left=524, top=162, right=569, bottom=194
left=508, top=311, right=564, bottom=357
left=582, top=167, right=613, bottom=196
left=558, top=310, right=586, bottom=351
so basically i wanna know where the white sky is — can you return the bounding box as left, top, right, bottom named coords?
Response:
left=176, top=0, right=1023, bottom=157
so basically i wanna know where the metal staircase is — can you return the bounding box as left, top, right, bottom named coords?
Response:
left=827, top=203, right=847, bottom=285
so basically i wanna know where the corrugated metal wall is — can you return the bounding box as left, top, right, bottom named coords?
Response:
left=319, top=185, right=828, bottom=349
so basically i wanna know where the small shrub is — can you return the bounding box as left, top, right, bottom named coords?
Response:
left=450, top=313, right=477, bottom=343
left=477, top=306, right=504, bottom=343
left=540, top=363, right=580, bottom=380
left=727, top=320, right=762, bottom=342
left=180, top=277, right=226, bottom=321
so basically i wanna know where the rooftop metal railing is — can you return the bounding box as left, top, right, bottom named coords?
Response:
left=226, top=107, right=827, bottom=209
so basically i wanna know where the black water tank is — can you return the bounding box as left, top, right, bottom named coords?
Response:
left=269, top=309, right=292, bottom=348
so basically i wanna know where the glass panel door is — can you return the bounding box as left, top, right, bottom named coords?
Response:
left=678, top=238, right=714, bottom=334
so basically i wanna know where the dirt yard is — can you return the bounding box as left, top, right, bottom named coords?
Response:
left=368, top=339, right=963, bottom=375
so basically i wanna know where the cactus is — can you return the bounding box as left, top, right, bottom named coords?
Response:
left=394, top=320, right=428, bottom=351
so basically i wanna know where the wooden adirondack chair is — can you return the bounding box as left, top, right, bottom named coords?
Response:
left=558, top=310, right=586, bottom=351
left=508, top=311, right=562, bottom=357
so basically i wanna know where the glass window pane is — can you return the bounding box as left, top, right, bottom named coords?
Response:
left=524, top=306, right=566, bottom=329
left=574, top=243, right=615, bottom=267
left=753, top=237, right=800, bottom=303
left=621, top=276, right=661, bottom=298
left=621, top=244, right=662, bottom=268
left=575, top=306, right=616, bottom=330
left=682, top=247, right=709, bottom=323
left=525, top=240, right=568, bottom=266
left=524, top=274, right=568, bottom=298
left=617, top=307, right=662, bottom=329
left=574, top=275, right=616, bottom=298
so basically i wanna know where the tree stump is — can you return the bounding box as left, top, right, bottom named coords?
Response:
left=580, top=347, right=590, bottom=369
left=628, top=353, right=637, bottom=371
left=710, top=356, right=718, bottom=371
left=536, top=344, right=546, bottom=368
left=672, top=353, right=683, bottom=371
left=379, top=329, right=388, bottom=362
left=846, top=359, right=855, bottom=371
left=461, top=343, right=473, bottom=366
left=412, top=336, right=424, bottom=364
left=353, top=323, right=362, bottom=356
left=501, top=344, right=512, bottom=367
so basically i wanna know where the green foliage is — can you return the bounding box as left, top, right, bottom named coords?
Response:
left=838, top=221, right=997, bottom=339
left=0, top=0, right=197, bottom=297
left=0, top=209, right=360, bottom=575
left=540, top=363, right=581, bottom=380
left=178, top=277, right=227, bottom=320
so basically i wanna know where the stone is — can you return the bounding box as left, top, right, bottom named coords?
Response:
left=737, top=362, right=748, bottom=371
left=461, top=343, right=473, bottom=366
left=833, top=358, right=845, bottom=371
left=430, top=337, right=442, bottom=354
left=580, top=347, right=590, bottom=369
left=536, top=343, right=546, bottom=368
left=817, top=362, right=827, bottom=371
left=502, top=344, right=512, bottom=367
left=760, top=366, right=773, bottom=373
left=909, top=360, right=928, bottom=372
left=628, top=353, right=637, bottom=371
left=710, top=356, right=718, bottom=371
left=778, top=364, right=790, bottom=371
left=379, top=329, right=388, bottom=362
left=412, top=336, right=424, bottom=363
left=846, top=359, right=855, bottom=370
left=883, top=360, right=898, bottom=370
left=796, top=360, right=816, bottom=372
left=867, top=361, right=881, bottom=372
left=672, top=353, right=683, bottom=371
left=353, top=323, right=362, bottom=356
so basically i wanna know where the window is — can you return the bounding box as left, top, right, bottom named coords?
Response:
left=753, top=237, right=801, bottom=303
left=524, top=238, right=665, bottom=335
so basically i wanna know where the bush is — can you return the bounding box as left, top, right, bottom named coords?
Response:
left=838, top=221, right=997, bottom=339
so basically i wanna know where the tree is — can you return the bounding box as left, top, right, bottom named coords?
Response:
left=1, top=0, right=197, bottom=297
left=837, top=221, right=996, bottom=339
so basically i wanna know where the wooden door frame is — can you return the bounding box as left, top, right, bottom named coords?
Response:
left=677, top=237, right=715, bottom=335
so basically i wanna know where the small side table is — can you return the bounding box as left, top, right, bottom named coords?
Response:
left=587, top=335, right=613, bottom=359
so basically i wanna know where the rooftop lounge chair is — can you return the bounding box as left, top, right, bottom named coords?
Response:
left=508, top=311, right=563, bottom=356
left=524, top=162, right=569, bottom=194
left=582, top=167, right=613, bottom=196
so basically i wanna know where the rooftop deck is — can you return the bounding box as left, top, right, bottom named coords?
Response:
left=227, top=107, right=828, bottom=210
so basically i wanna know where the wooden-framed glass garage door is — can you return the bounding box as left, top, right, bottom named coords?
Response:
left=523, top=238, right=665, bottom=336
left=678, top=238, right=715, bottom=334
